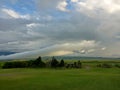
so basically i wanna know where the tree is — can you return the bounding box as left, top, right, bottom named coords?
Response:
left=51, top=57, right=59, bottom=68
left=59, top=59, right=65, bottom=67
left=34, top=56, right=42, bottom=65
left=2, top=62, right=13, bottom=69
left=2, top=61, right=28, bottom=69
left=77, top=60, right=82, bottom=68
left=74, top=62, right=77, bottom=68
left=33, top=56, right=45, bottom=67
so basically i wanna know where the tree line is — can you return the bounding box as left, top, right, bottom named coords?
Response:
left=2, top=56, right=82, bottom=69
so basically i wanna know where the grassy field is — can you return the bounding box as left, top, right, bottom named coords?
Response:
left=0, top=67, right=120, bottom=90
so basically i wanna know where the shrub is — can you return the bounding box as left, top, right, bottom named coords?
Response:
left=2, top=56, right=46, bottom=69
left=115, top=64, right=120, bottom=68
left=2, top=62, right=13, bottom=68
left=2, top=61, right=28, bottom=69
left=96, top=64, right=102, bottom=67
left=96, top=63, right=112, bottom=68
left=102, top=63, right=112, bottom=68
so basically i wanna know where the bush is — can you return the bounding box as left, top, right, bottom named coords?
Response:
left=102, top=63, right=112, bottom=68
left=115, top=64, right=120, bottom=68
left=2, top=56, right=46, bottom=69
left=2, top=61, right=28, bottom=69
left=96, top=64, right=102, bottom=67
left=2, top=62, right=13, bottom=68
left=96, top=63, right=112, bottom=68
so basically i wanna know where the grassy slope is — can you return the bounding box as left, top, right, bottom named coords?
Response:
left=0, top=68, right=120, bottom=90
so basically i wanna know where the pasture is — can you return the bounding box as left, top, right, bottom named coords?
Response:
left=0, top=67, right=120, bottom=90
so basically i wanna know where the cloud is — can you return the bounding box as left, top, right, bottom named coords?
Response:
left=74, top=0, right=120, bottom=14
left=2, top=8, right=20, bottom=18
left=71, top=0, right=78, bottom=3
left=0, top=0, right=120, bottom=59
left=2, top=8, right=30, bottom=19
left=0, top=40, right=100, bottom=59
left=57, top=0, right=68, bottom=12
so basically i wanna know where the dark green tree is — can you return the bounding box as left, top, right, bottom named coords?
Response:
left=33, top=56, right=45, bottom=67
left=74, top=62, right=77, bottom=68
left=59, top=59, right=65, bottom=67
left=34, top=56, right=42, bottom=65
left=51, top=57, right=59, bottom=68
left=2, top=62, right=13, bottom=68
left=77, top=60, right=82, bottom=68
left=2, top=61, right=28, bottom=69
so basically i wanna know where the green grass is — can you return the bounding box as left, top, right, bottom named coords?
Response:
left=0, top=68, right=120, bottom=90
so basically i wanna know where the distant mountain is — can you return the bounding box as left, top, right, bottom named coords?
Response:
left=0, top=55, right=119, bottom=61
left=42, top=56, right=120, bottom=61
left=0, top=51, right=17, bottom=56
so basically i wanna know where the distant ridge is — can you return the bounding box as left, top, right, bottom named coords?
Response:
left=42, top=56, right=120, bottom=61
left=0, top=55, right=119, bottom=61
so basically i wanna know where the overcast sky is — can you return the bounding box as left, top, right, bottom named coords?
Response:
left=0, top=0, right=120, bottom=59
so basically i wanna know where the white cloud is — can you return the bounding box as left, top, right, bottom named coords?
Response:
left=2, top=8, right=20, bottom=18
left=2, top=8, right=30, bottom=19
left=101, top=47, right=106, bottom=50
left=75, top=0, right=120, bottom=14
left=57, top=0, right=68, bottom=12
left=71, top=0, right=79, bottom=3
left=26, top=23, right=45, bottom=28
left=80, top=50, right=86, bottom=54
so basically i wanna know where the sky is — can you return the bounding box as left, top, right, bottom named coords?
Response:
left=0, top=0, right=120, bottom=59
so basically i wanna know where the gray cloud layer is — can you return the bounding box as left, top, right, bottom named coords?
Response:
left=0, top=0, right=120, bottom=59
